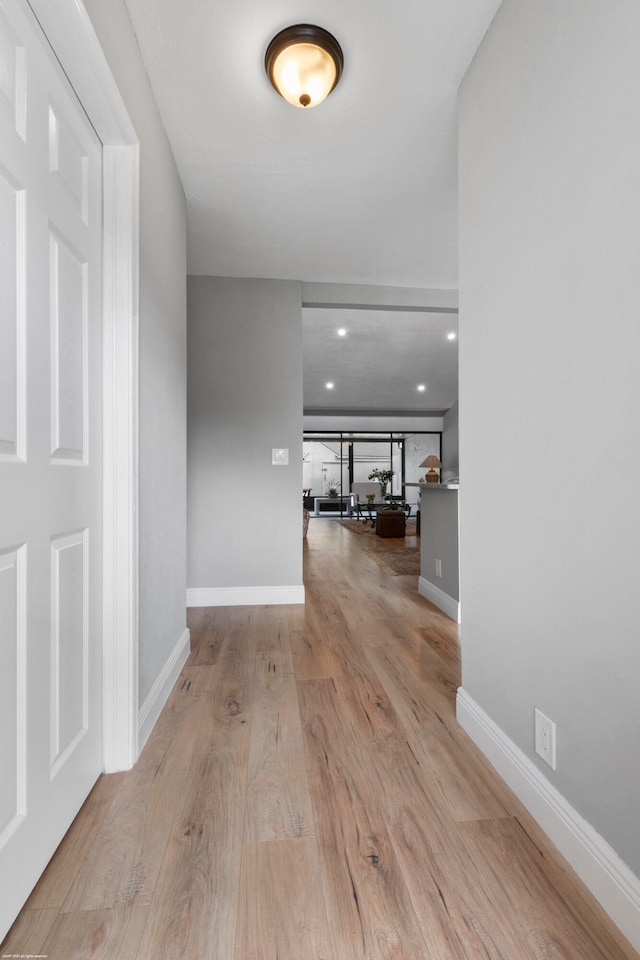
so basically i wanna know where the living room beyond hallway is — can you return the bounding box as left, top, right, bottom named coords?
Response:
left=3, top=522, right=638, bottom=958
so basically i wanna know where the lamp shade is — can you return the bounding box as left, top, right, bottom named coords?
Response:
left=419, top=456, right=442, bottom=469
left=265, top=24, right=343, bottom=109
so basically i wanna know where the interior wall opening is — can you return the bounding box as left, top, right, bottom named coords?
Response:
left=303, top=431, right=442, bottom=517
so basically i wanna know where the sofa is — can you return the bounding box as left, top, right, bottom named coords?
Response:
left=351, top=481, right=382, bottom=502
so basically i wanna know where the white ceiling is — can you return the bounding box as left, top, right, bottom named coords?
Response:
left=122, top=0, right=501, bottom=412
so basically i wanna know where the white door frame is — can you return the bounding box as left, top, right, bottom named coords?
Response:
left=27, top=0, right=140, bottom=771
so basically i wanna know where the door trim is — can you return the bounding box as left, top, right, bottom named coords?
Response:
left=27, top=0, right=140, bottom=771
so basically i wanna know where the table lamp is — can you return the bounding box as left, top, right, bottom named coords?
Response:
left=420, top=455, right=442, bottom=484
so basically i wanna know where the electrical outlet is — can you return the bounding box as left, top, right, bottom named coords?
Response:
left=435, top=559, right=442, bottom=577
left=534, top=708, right=557, bottom=770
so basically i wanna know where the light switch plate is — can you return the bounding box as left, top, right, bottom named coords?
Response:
left=272, top=448, right=289, bottom=465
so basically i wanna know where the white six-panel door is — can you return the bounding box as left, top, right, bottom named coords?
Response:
left=0, top=0, right=103, bottom=934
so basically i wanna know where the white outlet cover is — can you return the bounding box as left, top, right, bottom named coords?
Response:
left=534, top=707, right=557, bottom=770
left=272, top=448, right=289, bottom=465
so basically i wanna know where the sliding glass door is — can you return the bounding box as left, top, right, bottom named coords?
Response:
left=303, top=431, right=442, bottom=510
left=350, top=440, right=402, bottom=496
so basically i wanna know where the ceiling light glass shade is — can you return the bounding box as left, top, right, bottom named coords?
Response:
left=265, top=25, right=343, bottom=108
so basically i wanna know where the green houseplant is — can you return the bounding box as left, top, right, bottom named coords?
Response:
left=368, top=468, right=394, bottom=499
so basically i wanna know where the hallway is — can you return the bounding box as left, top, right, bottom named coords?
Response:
left=2, top=518, right=637, bottom=958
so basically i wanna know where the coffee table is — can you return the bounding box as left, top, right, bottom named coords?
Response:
left=354, top=501, right=412, bottom=526
left=354, top=501, right=385, bottom=526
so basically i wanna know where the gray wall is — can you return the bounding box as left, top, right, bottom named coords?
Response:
left=420, top=489, right=459, bottom=602
left=188, top=277, right=303, bottom=590
left=303, top=415, right=443, bottom=433
left=459, top=1, right=640, bottom=873
left=84, top=0, right=188, bottom=704
left=442, top=401, right=459, bottom=477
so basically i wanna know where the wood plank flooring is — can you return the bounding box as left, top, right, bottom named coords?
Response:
left=3, top=518, right=639, bottom=959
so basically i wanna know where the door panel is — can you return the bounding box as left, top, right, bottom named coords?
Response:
left=0, top=0, right=103, bottom=938
left=0, top=159, right=25, bottom=460
left=0, top=544, right=26, bottom=847
left=50, top=529, right=88, bottom=774
left=50, top=228, right=87, bottom=461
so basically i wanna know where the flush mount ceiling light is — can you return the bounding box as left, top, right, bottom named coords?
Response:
left=265, top=24, right=344, bottom=109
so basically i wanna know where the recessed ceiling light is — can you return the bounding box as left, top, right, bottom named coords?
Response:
left=447, top=332, right=457, bottom=341
left=337, top=328, right=347, bottom=337
left=417, top=384, right=426, bottom=392
left=326, top=382, right=334, bottom=389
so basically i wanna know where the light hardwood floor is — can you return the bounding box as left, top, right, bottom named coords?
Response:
left=3, top=518, right=639, bottom=959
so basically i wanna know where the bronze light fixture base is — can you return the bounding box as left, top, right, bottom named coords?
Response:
left=265, top=24, right=344, bottom=109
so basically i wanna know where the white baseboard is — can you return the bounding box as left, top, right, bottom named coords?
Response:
left=186, top=585, right=305, bottom=607
left=138, top=628, right=190, bottom=753
left=457, top=687, right=640, bottom=952
left=418, top=576, right=460, bottom=622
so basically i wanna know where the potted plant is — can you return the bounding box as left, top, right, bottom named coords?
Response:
left=368, top=468, right=394, bottom=499
left=327, top=479, right=340, bottom=498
